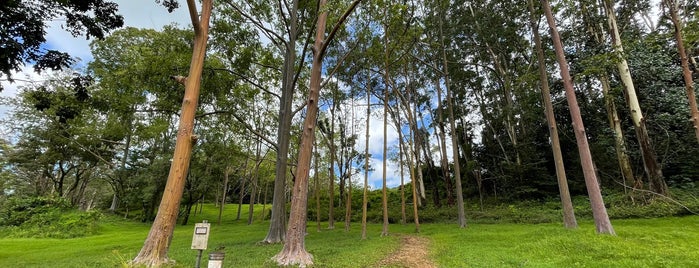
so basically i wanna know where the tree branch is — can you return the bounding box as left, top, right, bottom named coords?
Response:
left=227, top=2, right=286, bottom=47
left=186, top=0, right=201, bottom=35
left=196, top=110, right=279, bottom=151
left=319, top=0, right=363, bottom=57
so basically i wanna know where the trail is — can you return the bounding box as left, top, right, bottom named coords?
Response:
left=376, top=235, right=437, bottom=268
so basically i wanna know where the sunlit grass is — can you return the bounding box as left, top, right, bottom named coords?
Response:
left=0, top=203, right=697, bottom=267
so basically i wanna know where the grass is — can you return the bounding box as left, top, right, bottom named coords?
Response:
left=0, top=203, right=697, bottom=267
left=425, top=216, right=699, bottom=267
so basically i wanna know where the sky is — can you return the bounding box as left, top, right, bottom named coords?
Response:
left=0, top=0, right=429, bottom=190
left=0, top=1, right=192, bottom=119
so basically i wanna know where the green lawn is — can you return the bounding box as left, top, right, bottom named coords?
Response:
left=0, top=204, right=697, bottom=267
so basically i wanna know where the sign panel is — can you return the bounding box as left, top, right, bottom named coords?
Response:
left=191, top=222, right=211, bottom=250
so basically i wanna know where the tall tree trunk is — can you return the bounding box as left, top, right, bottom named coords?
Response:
left=263, top=0, right=300, bottom=244
left=604, top=0, right=668, bottom=195
left=272, top=0, right=362, bottom=265
left=541, top=0, right=615, bottom=235
left=438, top=7, right=466, bottom=228
left=381, top=7, right=390, bottom=237
left=131, top=0, right=213, bottom=265
left=664, top=0, right=699, bottom=143
left=528, top=0, right=578, bottom=229
left=361, top=70, right=371, bottom=240
left=273, top=2, right=327, bottom=266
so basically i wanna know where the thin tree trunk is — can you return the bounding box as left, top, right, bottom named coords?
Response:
left=328, top=105, right=336, bottom=230
left=237, top=174, right=246, bottom=220
left=131, top=1, right=213, bottom=265
left=434, top=76, right=453, bottom=207
left=528, top=0, right=578, bottom=229
left=314, top=137, right=321, bottom=232
left=397, top=107, right=407, bottom=225
left=361, top=70, right=371, bottom=240
left=541, top=0, right=615, bottom=235
left=439, top=8, right=466, bottom=228
left=665, top=0, right=699, bottom=143
left=604, top=0, right=668, bottom=195
left=381, top=10, right=390, bottom=236
left=408, top=110, right=421, bottom=233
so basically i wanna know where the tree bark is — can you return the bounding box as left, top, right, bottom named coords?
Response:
left=528, top=0, right=578, bottom=229
left=541, top=0, right=615, bottom=235
left=131, top=0, right=213, bottom=265
left=664, top=0, right=699, bottom=143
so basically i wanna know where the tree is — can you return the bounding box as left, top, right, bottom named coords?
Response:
left=663, top=0, right=699, bottom=143
left=436, top=1, right=467, bottom=228
left=541, top=0, right=615, bottom=235
left=131, top=0, right=213, bottom=265
left=0, top=0, right=124, bottom=91
left=272, top=0, right=362, bottom=266
left=528, top=0, right=577, bottom=229
left=603, top=0, right=668, bottom=195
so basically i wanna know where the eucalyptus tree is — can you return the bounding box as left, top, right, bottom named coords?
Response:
left=272, top=0, right=362, bottom=265
left=602, top=0, right=668, bottom=195
left=217, top=0, right=314, bottom=244
left=662, top=0, right=699, bottom=143
left=568, top=0, right=637, bottom=190
left=527, top=0, right=577, bottom=229
left=541, top=0, right=615, bottom=235
left=132, top=0, right=213, bottom=265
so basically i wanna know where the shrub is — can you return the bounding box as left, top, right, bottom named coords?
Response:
left=0, top=196, right=103, bottom=238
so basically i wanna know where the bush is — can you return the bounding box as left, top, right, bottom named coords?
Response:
left=0, top=196, right=103, bottom=238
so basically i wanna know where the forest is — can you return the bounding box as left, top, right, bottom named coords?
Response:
left=1, top=0, right=699, bottom=267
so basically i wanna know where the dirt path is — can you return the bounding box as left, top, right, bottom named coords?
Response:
left=376, top=235, right=437, bottom=268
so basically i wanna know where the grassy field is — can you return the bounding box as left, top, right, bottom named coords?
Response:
left=0, top=203, right=697, bottom=267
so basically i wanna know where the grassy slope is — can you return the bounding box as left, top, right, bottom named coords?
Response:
left=0, top=203, right=697, bottom=267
